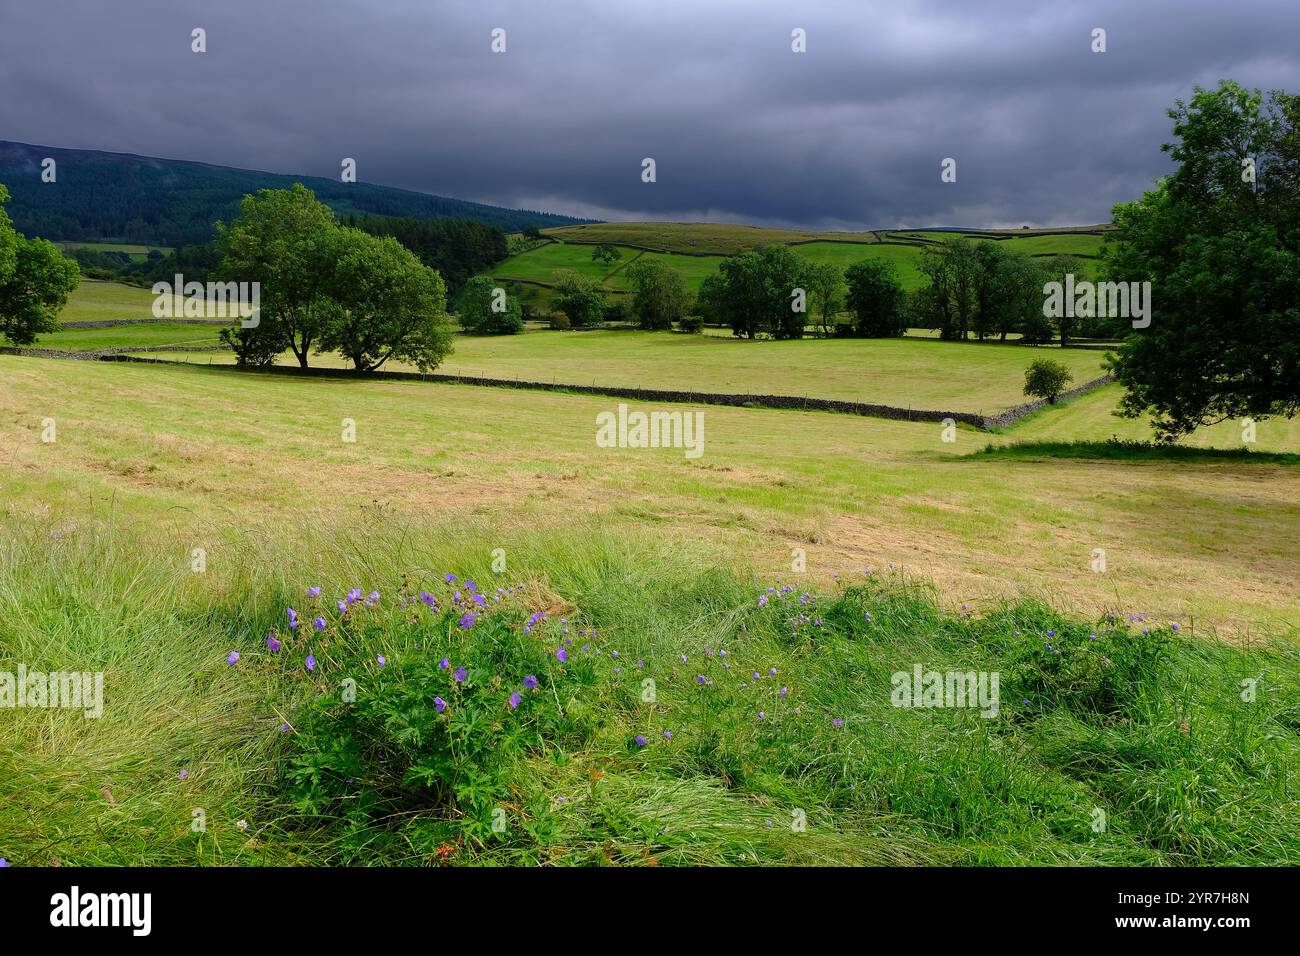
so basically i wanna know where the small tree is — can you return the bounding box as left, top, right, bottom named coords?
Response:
left=591, top=244, right=622, bottom=265
left=457, top=275, right=523, bottom=334
left=844, top=258, right=906, bottom=337
left=552, top=270, right=606, bottom=328
left=1024, top=358, right=1074, bottom=404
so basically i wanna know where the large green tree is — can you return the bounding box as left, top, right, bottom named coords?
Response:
left=214, top=183, right=340, bottom=367
left=456, top=275, right=524, bottom=335
left=0, top=184, right=80, bottom=346
left=319, top=229, right=452, bottom=372
left=551, top=270, right=607, bottom=328
left=916, top=238, right=978, bottom=340
left=1104, top=81, right=1300, bottom=439
left=843, top=258, right=906, bottom=337
left=801, top=261, right=843, bottom=337
left=624, top=259, right=691, bottom=330
left=697, top=245, right=805, bottom=339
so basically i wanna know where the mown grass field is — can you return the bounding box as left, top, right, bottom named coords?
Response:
left=4, top=223, right=1296, bottom=868
left=3, top=356, right=1295, bottom=633
left=1, top=354, right=1297, bottom=866
left=121, top=328, right=1108, bottom=413
left=33, top=321, right=227, bottom=351
left=56, top=279, right=158, bottom=323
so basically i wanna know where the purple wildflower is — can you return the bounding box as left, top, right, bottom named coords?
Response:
left=266, top=634, right=281, bottom=653
left=314, top=616, right=326, bottom=632
left=434, top=696, right=447, bottom=713
left=523, top=674, right=539, bottom=689
left=178, top=769, right=189, bottom=780
left=779, top=686, right=788, bottom=698
left=453, top=667, right=467, bottom=683
left=444, top=572, right=457, bottom=584
left=377, top=655, right=386, bottom=668
left=634, top=735, right=647, bottom=747
left=507, top=691, right=522, bottom=710
left=307, top=586, right=321, bottom=598
left=832, top=718, right=844, bottom=728
left=438, top=657, right=450, bottom=670
left=458, top=612, right=476, bottom=629
left=556, top=647, right=567, bottom=663
left=662, top=730, right=672, bottom=740
left=287, top=608, right=298, bottom=629
left=227, top=651, right=239, bottom=665
left=305, top=654, right=316, bottom=672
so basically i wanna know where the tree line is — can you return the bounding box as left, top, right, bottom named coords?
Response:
left=518, top=239, right=1113, bottom=347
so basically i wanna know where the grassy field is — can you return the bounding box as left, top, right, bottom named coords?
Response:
left=33, top=322, right=227, bottom=351
left=543, top=222, right=879, bottom=254
left=791, top=242, right=931, bottom=290
left=122, top=328, right=1110, bottom=414
left=489, top=242, right=653, bottom=288
left=5, top=226, right=1296, bottom=867
left=438, top=330, right=1111, bottom=413
left=3, top=356, right=1295, bottom=634
left=57, top=241, right=172, bottom=261
left=497, top=223, right=1105, bottom=307
left=56, top=279, right=158, bottom=324
left=2, top=354, right=1297, bottom=866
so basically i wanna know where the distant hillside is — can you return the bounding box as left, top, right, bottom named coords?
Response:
left=543, top=221, right=1112, bottom=255
left=0, top=141, right=592, bottom=246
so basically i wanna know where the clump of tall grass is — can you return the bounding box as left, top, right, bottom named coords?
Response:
left=1, top=515, right=1296, bottom=866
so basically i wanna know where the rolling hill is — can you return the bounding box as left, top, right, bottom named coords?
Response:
left=0, top=140, right=593, bottom=246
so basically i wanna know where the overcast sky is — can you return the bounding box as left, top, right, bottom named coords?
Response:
left=2, top=0, right=1297, bottom=229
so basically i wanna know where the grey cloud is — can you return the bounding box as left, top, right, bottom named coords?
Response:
left=1, top=0, right=1297, bottom=228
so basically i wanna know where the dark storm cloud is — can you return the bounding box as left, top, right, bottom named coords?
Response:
left=2, top=0, right=1298, bottom=228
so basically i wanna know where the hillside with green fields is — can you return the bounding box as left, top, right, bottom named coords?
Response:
left=488, top=222, right=1107, bottom=312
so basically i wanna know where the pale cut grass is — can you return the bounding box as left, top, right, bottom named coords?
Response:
left=2, top=355, right=1296, bottom=637
left=126, top=329, right=1108, bottom=415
